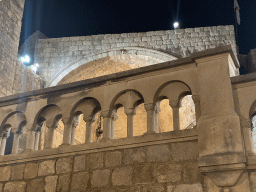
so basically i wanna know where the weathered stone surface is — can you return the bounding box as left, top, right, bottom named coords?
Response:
left=4, top=181, right=27, bottom=192
left=171, top=141, right=198, bottom=161
left=154, top=163, right=182, bottom=183
left=56, top=157, right=72, bottom=174
left=91, top=169, right=110, bottom=187
left=71, top=172, right=89, bottom=192
left=142, top=184, right=165, bottom=192
left=203, top=175, right=222, bottom=192
left=87, top=153, right=104, bottom=170
left=133, top=164, right=154, bottom=184
left=57, top=174, right=70, bottom=192
left=146, top=144, right=171, bottom=162
left=173, top=184, right=203, bottom=192
left=250, top=172, right=256, bottom=192
left=0, top=166, right=11, bottom=181
left=105, top=151, right=122, bottom=167
left=11, top=164, right=25, bottom=180
left=74, top=155, right=86, bottom=172
left=124, top=148, right=146, bottom=164
left=119, top=186, right=140, bottom=192
left=167, top=185, right=174, bottom=192
left=27, top=178, right=45, bottom=192
left=45, top=175, right=58, bottom=192
left=38, top=160, right=56, bottom=176
left=0, top=183, right=2, bottom=192
left=24, top=162, right=38, bottom=179
left=183, top=161, right=201, bottom=183
left=112, top=166, right=132, bottom=186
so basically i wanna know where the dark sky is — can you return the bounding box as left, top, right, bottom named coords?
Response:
left=19, top=0, right=256, bottom=55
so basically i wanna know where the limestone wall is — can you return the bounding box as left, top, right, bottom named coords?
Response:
left=34, top=25, right=237, bottom=86
left=0, top=139, right=202, bottom=192
left=0, top=0, right=44, bottom=97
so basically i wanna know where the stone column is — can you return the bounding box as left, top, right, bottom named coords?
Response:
left=70, top=116, right=80, bottom=145
left=62, top=118, right=72, bottom=146
left=169, top=100, right=180, bottom=131
left=110, top=111, right=118, bottom=139
left=0, top=137, right=2, bottom=149
left=34, top=123, right=44, bottom=151
left=144, top=103, right=156, bottom=134
left=101, top=111, right=111, bottom=140
left=241, top=119, right=255, bottom=156
left=124, top=108, right=136, bottom=138
left=0, top=131, right=9, bottom=156
left=154, top=102, right=161, bottom=133
left=192, top=95, right=201, bottom=123
left=11, top=131, right=22, bottom=154
left=84, top=117, right=95, bottom=143
left=25, top=130, right=35, bottom=151
left=46, top=128, right=54, bottom=149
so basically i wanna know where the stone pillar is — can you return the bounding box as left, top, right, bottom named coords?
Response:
left=192, top=95, right=201, bottom=123
left=70, top=116, right=80, bottom=145
left=0, top=131, right=9, bottom=156
left=144, top=103, right=156, bottom=134
left=169, top=100, right=180, bottom=131
left=110, top=111, right=118, bottom=139
left=11, top=131, right=22, bottom=154
left=84, top=117, right=94, bottom=143
left=34, top=123, right=44, bottom=151
left=154, top=102, right=161, bottom=133
left=0, top=137, right=2, bottom=149
left=62, top=118, right=72, bottom=146
left=196, top=53, right=249, bottom=190
left=124, top=108, right=135, bottom=138
left=45, top=128, right=54, bottom=149
left=25, top=130, right=35, bottom=151
left=101, top=111, right=111, bottom=140
left=241, top=119, right=255, bottom=156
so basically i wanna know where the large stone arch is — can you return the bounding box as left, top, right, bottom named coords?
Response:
left=48, top=47, right=178, bottom=87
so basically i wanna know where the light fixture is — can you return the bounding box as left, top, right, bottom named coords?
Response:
left=173, top=22, right=180, bottom=29
left=20, top=55, right=30, bottom=64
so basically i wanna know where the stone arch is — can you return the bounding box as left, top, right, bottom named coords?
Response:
left=48, top=47, right=178, bottom=87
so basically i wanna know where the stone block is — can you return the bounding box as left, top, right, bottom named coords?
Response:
left=4, top=182, right=26, bottom=192
left=152, top=36, right=161, bottom=41
left=56, top=157, right=72, bottom=174
left=142, top=37, right=151, bottom=42
left=74, top=155, right=86, bottom=172
left=171, top=141, right=198, bottom=161
left=91, top=169, right=110, bottom=187
left=133, top=164, right=154, bottom=184
left=11, top=164, right=25, bottom=180
left=71, top=172, right=89, bottom=192
left=87, top=152, right=104, bottom=170
left=112, top=166, right=132, bottom=186
left=142, top=184, right=165, bottom=192
left=57, top=174, right=70, bottom=192
left=167, top=185, right=174, bottom=192
left=0, top=166, right=11, bottom=181
left=119, top=186, right=140, bottom=192
left=124, top=148, right=146, bottom=164
left=27, top=178, right=45, bottom=192
left=154, top=163, right=182, bottom=183
left=38, top=160, right=56, bottom=176
left=173, top=184, right=203, bottom=192
left=146, top=144, right=171, bottom=162
left=45, top=175, right=58, bottom=192
left=183, top=161, right=201, bottom=183
left=105, top=151, right=122, bottom=167
left=250, top=172, right=256, bottom=192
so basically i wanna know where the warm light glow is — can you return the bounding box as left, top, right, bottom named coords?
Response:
left=173, top=22, right=179, bottom=29
left=20, top=55, right=30, bottom=63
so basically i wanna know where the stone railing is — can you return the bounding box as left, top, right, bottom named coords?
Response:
left=1, top=46, right=256, bottom=191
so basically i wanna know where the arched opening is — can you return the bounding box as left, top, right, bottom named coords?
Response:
left=251, top=115, right=256, bottom=150
left=114, top=106, right=127, bottom=139
left=158, top=99, right=173, bottom=132
left=5, top=132, right=13, bottom=155
left=179, top=95, right=196, bottom=130
left=133, top=103, right=147, bottom=136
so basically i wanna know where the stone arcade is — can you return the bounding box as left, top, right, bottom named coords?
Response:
left=2, top=0, right=256, bottom=191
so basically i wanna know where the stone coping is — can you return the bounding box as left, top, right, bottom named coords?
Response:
left=0, top=128, right=197, bottom=165
left=0, top=46, right=236, bottom=107
left=231, top=72, right=256, bottom=85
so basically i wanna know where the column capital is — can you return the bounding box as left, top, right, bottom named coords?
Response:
left=111, top=111, right=118, bottom=121
left=124, top=108, right=136, bottom=116
left=83, top=115, right=95, bottom=123
left=101, top=111, right=111, bottom=118
left=169, top=100, right=180, bottom=108
left=192, top=95, right=200, bottom=103
left=144, top=103, right=154, bottom=111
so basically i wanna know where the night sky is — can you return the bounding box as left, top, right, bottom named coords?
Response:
left=19, top=0, right=256, bottom=55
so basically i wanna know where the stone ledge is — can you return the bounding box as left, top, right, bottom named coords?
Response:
left=0, top=128, right=197, bottom=165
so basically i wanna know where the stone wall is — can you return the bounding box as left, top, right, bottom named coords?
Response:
left=34, top=25, right=237, bottom=86
left=0, top=0, right=44, bottom=97
left=0, top=140, right=202, bottom=192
